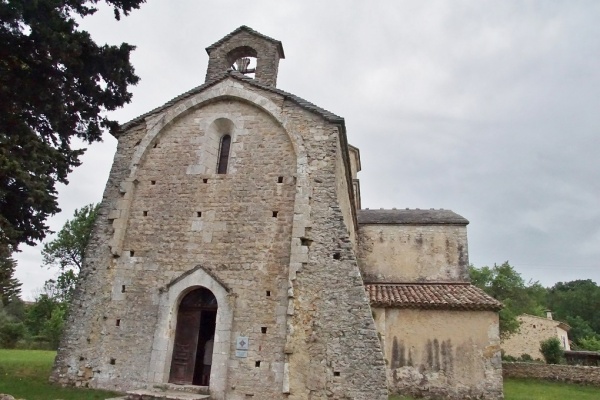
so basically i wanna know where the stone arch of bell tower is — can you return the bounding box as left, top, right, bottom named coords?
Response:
left=205, top=26, right=285, bottom=87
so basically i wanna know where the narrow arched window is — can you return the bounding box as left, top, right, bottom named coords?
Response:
left=217, top=134, right=231, bottom=174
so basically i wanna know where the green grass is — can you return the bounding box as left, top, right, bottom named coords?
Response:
left=2, top=350, right=600, bottom=400
left=0, top=349, right=120, bottom=400
left=504, top=378, right=600, bottom=400
left=389, top=378, right=600, bottom=399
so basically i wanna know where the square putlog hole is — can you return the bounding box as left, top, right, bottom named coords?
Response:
left=255, top=361, right=261, bottom=368
left=277, top=176, right=284, bottom=183
left=203, top=178, right=208, bottom=184
left=143, top=211, right=148, bottom=216
left=196, top=211, right=202, bottom=217
left=110, top=358, right=116, bottom=365
left=334, top=371, right=340, bottom=377
left=261, top=327, right=267, bottom=334
left=266, top=291, right=271, bottom=297
left=333, top=252, right=341, bottom=260
left=150, top=180, right=156, bottom=185
left=116, top=319, right=121, bottom=327
left=272, top=211, right=278, bottom=218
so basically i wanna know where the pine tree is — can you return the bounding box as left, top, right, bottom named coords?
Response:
left=0, top=245, right=22, bottom=305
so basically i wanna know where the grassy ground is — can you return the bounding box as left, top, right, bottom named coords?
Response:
left=2, top=350, right=600, bottom=399
left=0, top=349, right=120, bottom=400
left=504, top=378, right=600, bottom=400
left=389, top=378, right=600, bottom=399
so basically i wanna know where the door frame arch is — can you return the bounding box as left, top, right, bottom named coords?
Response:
left=149, top=266, right=234, bottom=400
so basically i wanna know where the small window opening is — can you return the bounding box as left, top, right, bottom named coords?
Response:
left=300, top=238, right=313, bottom=247
left=203, top=178, right=208, bottom=184
left=143, top=211, right=148, bottom=216
left=197, top=211, right=202, bottom=217
left=333, top=252, right=341, bottom=260
left=255, top=361, right=261, bottom=368
left=334, top=371, right=340, bottom=377
left=261, top=327, right=267, bottom=334
left=217, top=134, right=232, bottom=174
left=116, top=319, right=121, bottom=327
left=129, top=250, right=134, bottom=257
left=272, top=211, right=278, bottom=218
left=121, top=285, right=126, bottom=293
left=151, top=180, right=156, bottom=185
left=277, top=176, right=284, bottom=183
left=110, top=358, right=116, bottom=365
left=266, top=291, right=271, bottom=297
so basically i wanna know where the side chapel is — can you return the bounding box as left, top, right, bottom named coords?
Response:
left=51, top=27, right=504, bottom=400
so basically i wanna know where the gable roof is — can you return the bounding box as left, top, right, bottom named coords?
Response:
left=205, top=25, right=285, bottom=58
left=357, top=209, right=469, bottom=225
left=119, top=71, right=344, bottom=134
left=366, top=283, right=502, bottom=311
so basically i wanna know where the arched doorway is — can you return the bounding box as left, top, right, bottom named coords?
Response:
left=169, top=287, right=217, bottom=386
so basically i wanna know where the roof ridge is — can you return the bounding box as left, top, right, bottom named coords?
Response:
left=118, top=71, right=345, bottom=134
left=205, top=26, right=285, bottom=58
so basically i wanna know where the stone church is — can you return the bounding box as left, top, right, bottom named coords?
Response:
left=52, top=27, right=504, bottom=400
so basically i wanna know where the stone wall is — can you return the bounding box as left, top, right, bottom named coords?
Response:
left=503, top=362, right=600, bottom=386
left=373, top=308, right=503, bottom=400
left=502, top=315, right=569, bottom=360
left=51, top=77, right=388, bottom=400
left=358, top=224, right=469, bottom=283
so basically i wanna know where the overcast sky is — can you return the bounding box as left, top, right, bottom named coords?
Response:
left=14, top=0, right=600, bottom=298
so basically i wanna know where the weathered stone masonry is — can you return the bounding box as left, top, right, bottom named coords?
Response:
left=52, top=26, right=388, bottom=400
left=52, top=25, right=501, bottom=400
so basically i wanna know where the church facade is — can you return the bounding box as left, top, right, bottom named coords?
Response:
left=51, top=27, right=503, bottom=400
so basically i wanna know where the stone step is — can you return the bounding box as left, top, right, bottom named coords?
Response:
left=158, top=384, right=210, bottom=395
left=125, top=389, right=210, bottom=400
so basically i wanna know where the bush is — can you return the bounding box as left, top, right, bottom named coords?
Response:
left=519, top=353, right=533, bottom=361
left=0, top=311, right=26, bottom=348
left=540, top=337, right=564, bottom=364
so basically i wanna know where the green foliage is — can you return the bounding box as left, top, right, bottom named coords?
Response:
left=519, top=353, right=533, bottom=361
left=25, top=294, right=64, bottom=339
left=469, top=261, right=545, bottom=337
left=42, top=203, right=99, bottom=273
left=0, top=309, right=26, bottom=348
left=0, top=246, right=22, bottom=305
left=540, top=337, right=563, bottom=364
left=578, top=336, right=600, bottom=352
left=41, top=203, right=98, bottom=305
left=0, top=0, right=144, bottom=250
left=548, top=280, right=600, bottom=334
left=41, top=307, right=65, bottom=349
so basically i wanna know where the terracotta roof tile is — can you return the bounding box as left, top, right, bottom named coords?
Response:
left=366, top=283, right=503, bottom=311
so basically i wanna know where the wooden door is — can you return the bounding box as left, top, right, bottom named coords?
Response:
left=169, top=310, right=201, bottom=384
